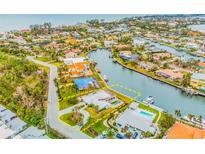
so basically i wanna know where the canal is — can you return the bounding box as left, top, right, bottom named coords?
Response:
left=189, top=24, right=205, bottom=33
left=134, top=37, right=205, bottom=61
left=89, top=49, right=205, bottom=117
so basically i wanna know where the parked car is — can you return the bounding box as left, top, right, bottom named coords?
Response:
left=132, top=132, right=138, bottom=139
left=116, top=133, right=125, bottom=139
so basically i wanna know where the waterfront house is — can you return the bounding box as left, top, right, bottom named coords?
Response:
left=119, top=51, right=132, bottom=60
left=152, top=52, right=171, bottom=61
left=166, top=122, right=205, bottom=139
left=129, top=102, right=138, bottom=110
left=81, top=90, right=117, bottom=111
left=156, top=69, right=183, bottom=81
left=191, top=73, right=205, bottom=91
left=197, top=62, right=205, bottom=70
left=119, top=51, right=138, bottom=61
left=116, top=107, right=155, bottom=133
left=139, top=62, right=156, bottom=71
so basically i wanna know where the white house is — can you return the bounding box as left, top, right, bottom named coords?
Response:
left=104, top=40, right=117, bottom=48
left=116, top=107, right=156, bottom=133
left=0, top=110, right=17, bottom=124
left=7, top=118, right=27, bottom=132
left=0, top=121, right=16, bottom=139
left=17, top=126, right=49, bottom=139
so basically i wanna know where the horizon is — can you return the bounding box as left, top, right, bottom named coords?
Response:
left=0, top=14, right=205, bottom=32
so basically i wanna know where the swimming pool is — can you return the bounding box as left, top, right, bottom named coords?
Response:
left=138, top=110, right=155, bottom=121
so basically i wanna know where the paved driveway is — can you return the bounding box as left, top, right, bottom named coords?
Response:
left=27, top=57, right=90, bottom=139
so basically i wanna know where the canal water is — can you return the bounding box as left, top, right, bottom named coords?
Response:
left=189, top=24, right=205, bottom=33
left=134, top=37, right=205, bottom=61
left=89, top=49, right=205, bottom=117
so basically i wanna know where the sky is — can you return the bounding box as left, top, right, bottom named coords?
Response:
left=0, top=14, right=137, bottom=32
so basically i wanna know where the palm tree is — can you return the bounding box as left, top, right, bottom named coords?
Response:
left=175, top=109, right=181, bottom=118
left=182, top=73, right=191, bottom=87
left=198, top=115, right=203, bottom=128
left=188, top=114, right=194, bottom=121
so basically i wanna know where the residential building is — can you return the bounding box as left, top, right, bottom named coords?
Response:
left=17, top=126, right=49, bottom=139
left=166, top=122, right=205, bottom=139
left=115, top=44, right=130, bottom=51
left=0, top=109, right=17, bottom=124
left=7, top=118, right=27, bottom=132
left=82, top=90, right=118, bottom=110
left=152, top=52, right=171, bottom=61
left=119, top=51, right=138, bottom=61
left=104, top=40, right=117, bottom=48
left=116, top=107, right=155, bottom=133
left=156, top=69, right=184, bottom=81
left=197, top=62, right=205, bottom=70
left=65, top=57, right=92, bottom=78
left=64, top=57, right=86, bottom=65
left=0, top=121, right=16, bottom=139
left=64, top=49, right=81, bottom=58
left=139, top=62, right=156, bottom=71
left=191, top=73, right=205, bottom=91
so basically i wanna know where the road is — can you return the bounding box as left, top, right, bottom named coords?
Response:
left=27, top=56, right=90, bottom=139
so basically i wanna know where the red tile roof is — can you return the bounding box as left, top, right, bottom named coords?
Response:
left=198, top=62, right=205, bottom=68
left=167, top=122, right=205, bottom=139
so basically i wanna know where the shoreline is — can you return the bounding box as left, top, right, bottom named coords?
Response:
left=113, top=56, right=205, bottom=97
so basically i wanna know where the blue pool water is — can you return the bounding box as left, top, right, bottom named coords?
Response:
left=139, top=111, right=154, bottom=118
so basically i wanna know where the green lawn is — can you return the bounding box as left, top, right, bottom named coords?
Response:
left=35, top=56, right=50, bottom=62
left=107, top=87, right=133, bottom=103
left=50, top=61, right=63, bottom=67
left=60, top=112, right=77, bottom=126
left=59, top=100, right=75, bottom=110
left=94, top=120, right=108, bottom=134
left=83, top=120, right=108, bottom=138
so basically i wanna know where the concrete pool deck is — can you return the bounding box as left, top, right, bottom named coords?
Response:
left=116, top=107, right=156, bottom=133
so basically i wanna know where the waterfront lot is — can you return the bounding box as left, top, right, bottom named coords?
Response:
left=90, top=49, right=205, bottom=118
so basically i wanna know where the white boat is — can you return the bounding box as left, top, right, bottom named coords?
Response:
left=103, top=75, right=108, bottom=82
left=143, top=96, right=154, bottom=104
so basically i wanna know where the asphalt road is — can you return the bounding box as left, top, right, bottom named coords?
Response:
left=27, top=56, right=90, bottom=139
